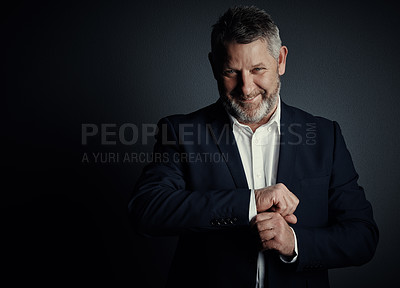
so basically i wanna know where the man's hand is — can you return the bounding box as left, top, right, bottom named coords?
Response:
left=254, top=183, right=299, bottom=224
left=252, top=212, right=296, bottom=256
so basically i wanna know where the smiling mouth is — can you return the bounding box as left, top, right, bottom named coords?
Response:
left=240, top=94, right=260, bottom=103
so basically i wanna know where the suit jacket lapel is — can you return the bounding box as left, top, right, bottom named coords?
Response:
left=208, top=101, right=249, bottom=189
left=277, top=102, right=298, bottom=190
left=207, top=100, right=298, bottom=190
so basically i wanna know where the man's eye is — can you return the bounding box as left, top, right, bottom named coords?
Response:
left=252, top=67, right=264, bottom=73
left=223, top=69, right=236, bottom=76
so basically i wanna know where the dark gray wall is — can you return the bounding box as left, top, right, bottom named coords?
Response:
left=4, top=0, right=399, bottom=287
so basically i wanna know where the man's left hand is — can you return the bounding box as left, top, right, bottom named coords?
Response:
left=252, top=212, right=295, bottom=257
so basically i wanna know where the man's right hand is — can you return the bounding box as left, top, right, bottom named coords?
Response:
left=254, top=183, right=299, bottom=224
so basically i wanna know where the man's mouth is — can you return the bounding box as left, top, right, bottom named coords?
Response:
left=240, top=94, right=260, bottom=103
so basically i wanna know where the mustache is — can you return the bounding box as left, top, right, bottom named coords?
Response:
left=230, top=89, right=267, bottom=100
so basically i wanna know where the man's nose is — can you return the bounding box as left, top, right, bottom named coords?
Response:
left=239, top=72, right=254, bottom=96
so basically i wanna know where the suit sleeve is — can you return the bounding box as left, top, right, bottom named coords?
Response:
left=294, top=121, right=379, bottom=271
left=128, top=117, right=251, bottom=237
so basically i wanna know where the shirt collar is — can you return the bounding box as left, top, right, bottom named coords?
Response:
left=226, top=96, right=281, bottom=135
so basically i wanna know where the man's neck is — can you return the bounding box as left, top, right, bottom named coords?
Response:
left=238, top=104, right=278, bottom=132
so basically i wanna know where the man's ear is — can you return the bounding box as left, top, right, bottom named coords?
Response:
left=208, top=52, right=219, bottom=80
left=278, top=46, right=288, bottom=76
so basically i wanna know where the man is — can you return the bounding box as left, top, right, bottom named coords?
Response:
left=129, top=6, right=378, bottom=288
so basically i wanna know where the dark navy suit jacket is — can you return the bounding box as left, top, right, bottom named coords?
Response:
left=129, top=100, right=378, bottom=288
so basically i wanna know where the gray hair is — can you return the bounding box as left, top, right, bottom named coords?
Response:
left=211, top=6, right=282, bottom=60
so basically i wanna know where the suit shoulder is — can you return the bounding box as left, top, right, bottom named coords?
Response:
left=284, top=102, right=334, bottom=128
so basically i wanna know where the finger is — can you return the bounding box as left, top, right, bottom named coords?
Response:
left=253, top=212, right=274, bottom=223
left=251, top=213, right=272, bottom=227
left=277, top=193, right=299, bottom=217
left=255, top=219, right=275, bottom=232
left=259, top=228, right=275, bottom=242
left=261, top=238, right=279, bottom=251
left=275, top=202, right=288, bottom=216
left=252, top=212, right=280, bottom=232
left=287, top=194, right=299, bottom=215
left=284, top=214, right=297, bottom=224
left=277, top=187, right=293, bottom=215
left=284, top=192, right=298, bottom=213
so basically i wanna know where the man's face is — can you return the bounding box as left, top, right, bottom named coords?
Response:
left=213, top=39, right=287, bottom=124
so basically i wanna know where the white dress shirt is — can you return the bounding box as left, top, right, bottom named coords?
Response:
left=228, top=98, right=298, bottom=288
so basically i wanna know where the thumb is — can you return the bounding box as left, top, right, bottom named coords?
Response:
left=284, top=214, right=297, bottom=224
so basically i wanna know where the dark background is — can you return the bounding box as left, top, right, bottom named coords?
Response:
left=4, top=0, right=399, bottom=287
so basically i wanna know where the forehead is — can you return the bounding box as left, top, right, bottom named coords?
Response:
left=223, top=39, right=273, bottom=66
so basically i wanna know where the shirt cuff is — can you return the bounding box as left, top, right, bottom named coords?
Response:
left=249, top=189, right=257, bottom=222
left=280, top=227, right=298, bottom=263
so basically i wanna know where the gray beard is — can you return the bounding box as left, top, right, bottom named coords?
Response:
left=222, top=79, right=280, bottom=124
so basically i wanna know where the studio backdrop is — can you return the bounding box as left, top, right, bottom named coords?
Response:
left=4, top=0, right=400, bottom=287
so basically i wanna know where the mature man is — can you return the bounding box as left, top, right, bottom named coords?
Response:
left=129, top=6, right=378, bottom=288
